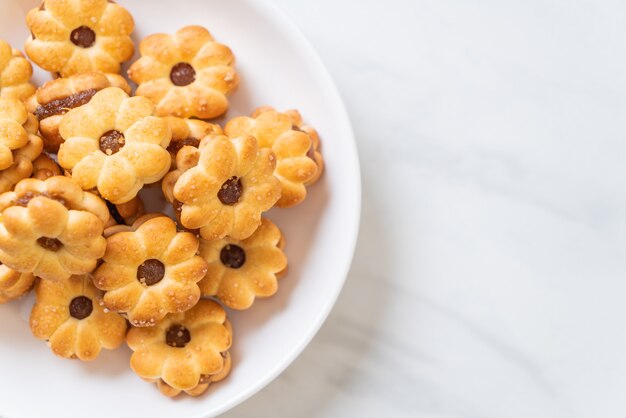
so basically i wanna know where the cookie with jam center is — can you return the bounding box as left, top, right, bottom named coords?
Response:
left=93, top=214, right=207, bottom=327
left=0, top=176, right=109, bottom=281
left=25, top=0, right=135, bottom=77
left=127, top=299, right=232, bottom=397
left=26, top=72, right=131, bottom=152
left=164, top=134, right=281, bottom=241
left=198, top=218, right=287, bottom=310
left=128, top=25, right=238, bottom=119
left=29, top=274, right=127, bottom=361
left=57, top=87, right=172, bottom=205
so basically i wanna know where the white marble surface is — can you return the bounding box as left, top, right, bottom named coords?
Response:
left=224, top=0, right=626, bottom=417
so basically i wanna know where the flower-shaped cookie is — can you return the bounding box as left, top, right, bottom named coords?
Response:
left=30, top=274, right=127, bottom=360
left=25, top=0, right=135, bottom=77
left=93, top=215, right=207, bottom=327
left=58, top=87, right=172, bottom=204
left=0, top=176, right=108, bottom=281
left=163, top=116, right=222, bottom=170
left=127, top=299, right=232, bottom=397
left=199, top=218, right=287, bottom=310
left=0, top=265, right=35, bottom=303
left=169, top=134, right=281, bottom=241
left=128, top=25, right=238, bottom=119
left=0, top=98, right=43, bottom=193
left=225, top=107, right=324, bottom=207
left=0, top=40, right=36, bottom=102
left=31, top=153, right=62, bottom=180
left=26, top=72, right=131, bottom=152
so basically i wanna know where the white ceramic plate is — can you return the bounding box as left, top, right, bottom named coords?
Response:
left=0, top=0, right=360, bottom=417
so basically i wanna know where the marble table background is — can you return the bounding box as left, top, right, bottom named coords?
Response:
left=225, top=0, right=626, bottom=417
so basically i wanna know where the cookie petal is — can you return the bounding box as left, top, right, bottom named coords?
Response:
left=130, top=347, right=167, bottom=379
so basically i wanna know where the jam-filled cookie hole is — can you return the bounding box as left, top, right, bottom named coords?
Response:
left=217, top=176, right=242, bottom=205
left=137, top=259, right=165, bottom=286
left=37, top=237, right=63, bottom=252
left=170, top=62, right=196, bottom=87
left=70, top=26, right=96, bottom=48
left=165, top=324, right=191, bottom=348
left=99, top=130, right=125, bottom=155
left=167, top=137, right=200, bottom=154
left=220, top=244, right=245, bottom=269
left=69, top=296, right=93, bottom=320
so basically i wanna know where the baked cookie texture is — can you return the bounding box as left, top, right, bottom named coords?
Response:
left=58, top=87, right=172, bottom=204
left=128, top=25, right=238, bottom=119
left=93, top=215, right=207, bottom=327
left=30, top=274, right=127, bottom=361
left=199, top=218, right=287, bottom=310
left=104, top=195, right=145, bottom=228
left=26, top=72, right=131, bottom=152
left=0, top=98, right=43, bottom=193
left=0, top=176, right=109, bottom=281
left=225, top=107, right=323, bottom=208
left=127, top=299, right=232, bottom=397
left=0, top=40, right=36, bottom=102
left=163, top=116, right=222, bottom=170
left=31, top=153, right=61, bottom=180
left=166, top=134, right=281, bottom=241
left=25, top=0, right=135, bottom=77
left=0, top=265, right=35, bottom=303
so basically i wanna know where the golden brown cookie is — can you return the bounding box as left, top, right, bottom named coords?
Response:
left=161, top=144, right=199, bottom=205
left=0, top=265, right=35, bottom=303
left=127, top=299, right=232, bottom=397
left=0, top=40, right=36, bottom=102
left=128, top=25, right=238, bottom=119
left=225, top=107, right=324, bottom=207
left=26, top=72, right=131, bottom=152
left=31, top=153, right=61, bottom=180
left=199, top=218, right=287, bottom=310
left=104, top=195, right=145, bottom=228
left=57, top=87, right=172, bottom=204
left=25, top=0, right=135, bottom=78
left=0, top=98, right=43, bottom=193
left=93, top=215, right=207, bottom=327
left=29, top=274, right=127, bottom=361
left=0, top=176, right=108, bottom=281
left=166, top=134, right=281, bottom=241
left=163, top=116, right=222, bottom=170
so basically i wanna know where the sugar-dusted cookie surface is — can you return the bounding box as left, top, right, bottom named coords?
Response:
left=127, top=299, right=232, bottom=397
left=0, top=98, right=43, bottom=193
left=129, top=25, right=238, bottom=119
left=30, top=274, right=127, bottom=361
left=93, top=215, right=207, bottom=327
left=25, top=0, right=135, bottom=77
left=58, top=87, right=172, bottom=204
left=0, top=265, right=35, bottom=304
left=0, top=176, right=109, bottom=281
left=165, top=134, right=281, bottom=241
left=0, top=40, right=36, bottom=102
left=31, top=153, right=61, bottom=180
left=26, top=72, right=131, bottom=152
left=225, top=107, right=324, bottom=208
left=199, top=218, right=287, bottom=310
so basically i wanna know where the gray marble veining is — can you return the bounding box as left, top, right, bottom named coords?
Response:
left=225, top=1, right=626, bottom=417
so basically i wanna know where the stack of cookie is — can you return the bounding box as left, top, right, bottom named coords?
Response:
left=0, top=0, right=323, bottom=398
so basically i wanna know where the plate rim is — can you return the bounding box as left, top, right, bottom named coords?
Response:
left=202, top=1, right=361, bottom=416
